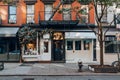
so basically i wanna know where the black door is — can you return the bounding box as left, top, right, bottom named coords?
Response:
left=52, top=32, right=65, bottom=62
left=53, top=40, right=64, bottom=61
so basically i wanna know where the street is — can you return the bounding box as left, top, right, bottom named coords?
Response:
left=0, top=76, right=120, bottom=80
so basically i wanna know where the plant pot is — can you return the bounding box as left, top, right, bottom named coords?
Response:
left=88, top=65, right=118, bottom=73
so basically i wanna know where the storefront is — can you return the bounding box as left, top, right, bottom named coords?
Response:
left=65, top=32, right=96, bottom=63
left=20, top=21, right=96, bottom=63
left=0, top=27, right=20, bottom=61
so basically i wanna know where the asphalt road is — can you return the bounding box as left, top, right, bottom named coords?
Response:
left=0, top=75, right=120, bottom=80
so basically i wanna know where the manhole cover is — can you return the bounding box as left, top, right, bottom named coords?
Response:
left=23, top=78, right=34, bottom=80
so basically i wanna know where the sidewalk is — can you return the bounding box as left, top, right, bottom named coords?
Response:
left=0, top=63, right=120, bottom=76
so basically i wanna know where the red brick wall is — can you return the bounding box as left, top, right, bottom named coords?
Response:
left=0, top=0, right=95, bottom=26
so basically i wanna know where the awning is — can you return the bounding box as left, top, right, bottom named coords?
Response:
left=0, top=27, right=19, bottom=37
left=65, top=32, right=96, bottom=39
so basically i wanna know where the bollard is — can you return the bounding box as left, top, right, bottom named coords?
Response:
left=78, top=61, right=83, bottom=72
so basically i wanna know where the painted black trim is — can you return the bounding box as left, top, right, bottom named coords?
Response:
left=41, top=0, right=55, bottom=4
left=93, top=39, right=97, bottom=61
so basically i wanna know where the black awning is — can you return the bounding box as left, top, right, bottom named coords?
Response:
left=39, top=20, right=79, bottom=26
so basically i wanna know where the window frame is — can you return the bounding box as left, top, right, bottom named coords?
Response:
left=45, top=4, right=53, bottom=20
left=77, top=5, right=89, bottom=23
left=105, top=36, right=118, bottom=53
left=62, top=4, right=71, bottom=20
left=8, top=5, right=17, bottom=24
left=26, top=5, right=35, bottom=24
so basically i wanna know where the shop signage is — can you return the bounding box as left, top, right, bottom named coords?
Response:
left=43, top=34, right=50, bottom=39
left=65, top=32, right=96, bottom=39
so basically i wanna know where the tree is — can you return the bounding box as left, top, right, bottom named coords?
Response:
left=0, top=0, right=14, bottom=3
left=17, top=25, right=37, bottom=62
left=49, top=0, right=120, bottom=66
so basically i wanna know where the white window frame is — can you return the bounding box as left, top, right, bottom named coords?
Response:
left=45, top=5, right=53, bottom=20
left=63, top=4, right=71, bottom=20
left=78, top=5, right=88, bottom=23
left=9, top=6, right=17, bottom=24
left=27, top=5, right=35, bottom=24
left=97, top=5, right=107, bottom=23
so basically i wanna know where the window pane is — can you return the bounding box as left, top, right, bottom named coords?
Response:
left=44, top=41, right=49, bottom=53
left=84, top=40, right=90, bottom=50
left=27, top=15, right=34, bottom=23
left=27, top=5, right=34, bottom=23
left=10, top=6, right=16, bottom=14
left=77, top=5, right=88, bottom=23
left=67, top=41, right=73, bottom=50
left=75, top=41, right=81, bottom=50
left=45, top=5, right=52, bottom=20
left=63, top=4, right=71, bottom=20
left=105, top=41, right=120, bottom=53
left=9, top=6, right=16, bottom=23
left=9, top=15, right=16, bottom=23
left=27, top=5, right=34, bottom=14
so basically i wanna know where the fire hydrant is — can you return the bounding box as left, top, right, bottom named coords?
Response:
left=78, top=61, right=83, bottom=72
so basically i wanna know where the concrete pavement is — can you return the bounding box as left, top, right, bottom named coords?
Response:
left=0, top=63, right=120, bottom=76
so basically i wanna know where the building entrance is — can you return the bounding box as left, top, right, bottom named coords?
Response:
left=52, top=32, right=65, bottom=62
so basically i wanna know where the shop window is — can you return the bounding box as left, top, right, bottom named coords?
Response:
left=9, top=6, right=16, bottom=24
left=75, top=41, right=81, bottom=50
left=0, top=37, right=20, bottom=61
left=44, top=41, right=49, bottom=53
left=27, top=5, right=34, bottom=24
left=25, top=42, right=37, bottom=55
left=105, top=36, right=118, bottom=53
left=45, top=5, right=53, bottom=20
left=67, top=41, right=73, bottom=50
left=63, top=4, right=71, bottom=20
left=84, top=40, right=90, bottom=50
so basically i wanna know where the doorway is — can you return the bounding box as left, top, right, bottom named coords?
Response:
left=52, top=32, right=65, bottom=62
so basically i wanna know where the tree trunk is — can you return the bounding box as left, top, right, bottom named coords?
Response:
left=19, top=44, right=23, bottom=63
left=99, top=23, right=104, bottom=66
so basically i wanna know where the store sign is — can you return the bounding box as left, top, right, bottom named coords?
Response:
left=43, top=34, right=50, bottom=39
left=65, top=32, right=96, bottom=39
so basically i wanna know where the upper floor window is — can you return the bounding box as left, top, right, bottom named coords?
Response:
left=27, top=5, right=34, bottom=24
left=77, top=5, right=88, bottom=23
left=9, top=6, right=17, bottom=24
left=45, top=5, right=53, bottom=20
left=63, top=4, right=71, bottom=20
left=98, top=5, right=107, bottom=23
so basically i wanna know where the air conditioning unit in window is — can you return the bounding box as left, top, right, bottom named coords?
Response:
left=27, top=20, right=35, bottom=24
left=9, top=19, right=16, bottom=24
